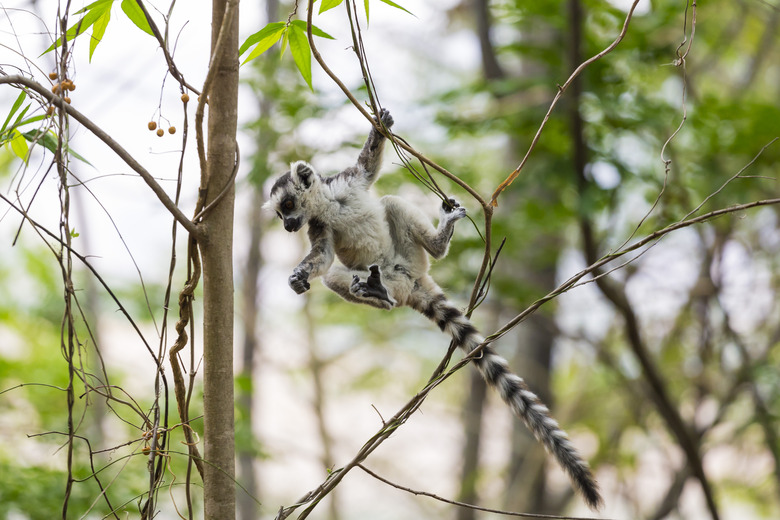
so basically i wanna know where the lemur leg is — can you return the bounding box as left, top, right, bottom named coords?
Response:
left=424, top=198, right=467, bottom=258
left=323, top=263, right=414, bottom=310
left=383, top=196, right=467, bottom=260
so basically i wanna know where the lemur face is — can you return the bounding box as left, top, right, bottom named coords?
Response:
left=263, top=161, right=320, bottom=233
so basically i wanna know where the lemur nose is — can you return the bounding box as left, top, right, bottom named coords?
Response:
left=284, top=217, right=301, bottom=232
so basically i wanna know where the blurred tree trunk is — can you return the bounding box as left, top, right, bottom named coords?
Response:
left=454, top=1, right=499, bottom=516
left=458, top=0, right=562, bottom=515
left=201, top=0, right=239, bottom=518
left=304, top=297, right=341, bottom=520
left=503, top=293, right=556, bottom=513
left=236, top=1, right=279, bottom=516
left=237, top=190, right=262, bottom=520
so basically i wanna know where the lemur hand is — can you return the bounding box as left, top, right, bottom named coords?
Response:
left=441, top=198, right=467, bottom=220
left=289, top=267, right=311, bottom=294
left=374, top=108, right=394, bottom=130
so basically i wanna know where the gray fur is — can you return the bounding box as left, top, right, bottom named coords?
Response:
left=264, top=109, right=603, bottom=510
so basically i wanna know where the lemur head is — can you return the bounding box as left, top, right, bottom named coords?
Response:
left=263, top=161, right=322, bottom=232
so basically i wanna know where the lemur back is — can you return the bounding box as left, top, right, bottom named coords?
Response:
left=264, top=109, right=603, bottom=510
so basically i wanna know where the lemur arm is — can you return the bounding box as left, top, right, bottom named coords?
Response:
left=356, top=108, right=394, bottom=186
left=288, top=218, right=335, bottom=294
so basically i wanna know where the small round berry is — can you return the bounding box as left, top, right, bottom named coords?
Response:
left=156, top=128, right=164, bottom=137
left=148, top=121, right=157, bottom=131
left=49, top=72, right=58, bottom=80
left=51, top=83, right=61, bottom=94
left=46, top=106, right=55, bottom=116
left=64, top=97, right=71, bottom=104
left=181, top=93, right=190, bottom=103
left=63, top=80, right=75, bottom=91
left=168, top=126, right=176, bottom=134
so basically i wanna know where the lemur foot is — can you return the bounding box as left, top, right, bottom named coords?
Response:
left=441, top=198, right=467, bottom=221
left=350, top=265, right=396, bottom=309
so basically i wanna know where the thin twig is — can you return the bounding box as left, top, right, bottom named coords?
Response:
left=0, top=75, right=199, bottom=236
left=489, top=0, right=643, bottom=205
left=357, top=464, right=610, bottom=520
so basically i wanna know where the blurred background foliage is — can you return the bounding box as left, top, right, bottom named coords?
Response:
left=1, top=0, right=779, bottom=518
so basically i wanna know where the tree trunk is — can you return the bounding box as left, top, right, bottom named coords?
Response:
left=201, top=0, right=239, bottom=518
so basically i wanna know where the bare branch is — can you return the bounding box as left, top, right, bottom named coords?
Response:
left=358, top=465, right=609, bottom=520
left=0, top=75, right=199, bottom=236
left=489, top=0, right=643, bottom=206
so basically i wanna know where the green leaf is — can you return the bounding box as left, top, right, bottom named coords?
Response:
left=2, top=91, right=27, bottom=133
left=9, top=130, right=29, bottom=163
left=378, top=0, right=414, bottom=16
left=42, top=0, right=113, bottom=55
left=90, top=9, right=112, bottom=61
left=239, top=22, right=286, bottom=64
left=290, top=20, right=336, bottom=40
left=288, top=24, right=313, bottom=90
left=14, top=114, right=46, bottom=129
left=74, top=0, right=112, bottom=15
left=319, top=0, right=343, bottom=14
left=280, top=28, right=289, bottom=58
left=365, top=0, right=370, bottom=24
left=120, top=0, right=154, bottom=36
left=11, top=104, right=31, bottom=131
left=21, top=130, right=92, bottom=165
left=239, top=22, right=285, bottom=55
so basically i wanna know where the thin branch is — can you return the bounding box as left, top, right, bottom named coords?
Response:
left=489, top=0, right=643, bottom=206
left=0, top=75, right=199, bottom=236
left=358, top=465, right=609, bottom=520
left=133, top=0, right=201, bottom=95
left=0, top=193, right=162, bottom=365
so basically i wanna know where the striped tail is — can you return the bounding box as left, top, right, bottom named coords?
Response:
left=415, top=290, right=603, bottom=510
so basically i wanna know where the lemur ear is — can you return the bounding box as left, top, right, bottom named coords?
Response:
left=290, top=161, right=317, bottom=188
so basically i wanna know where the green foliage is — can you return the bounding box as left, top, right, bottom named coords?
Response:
left=240, top=20, right=334, bottom=90
left=0, top=87, right=89, bottom=166
left=318, top=0, right=413, bottom=19
left=119, top=0, right=154, bottom=36
left=21, top=129, right=92, bottom=165
left=43, top=0, right=154, bottom=61
left=1, top=91, right=33, bottom=162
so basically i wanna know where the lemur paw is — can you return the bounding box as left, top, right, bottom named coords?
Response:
left=289, top=267, right=311, bottom=294
left=350, top=265, right=396, bottom=309
left=374, top=108, right=394, bottom=130
left=441, top=198, right=467, bottom=220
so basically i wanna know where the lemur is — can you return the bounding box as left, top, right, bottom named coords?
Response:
left=264, top=109, right=603, bottom=510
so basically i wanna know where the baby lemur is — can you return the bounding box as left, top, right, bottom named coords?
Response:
left=264, top=109, right=602, bottom=510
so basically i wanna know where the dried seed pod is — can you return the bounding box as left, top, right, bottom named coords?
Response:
left=156, top=128, right=164, bottom=137
left=63, top=97, right=71, bottom=104
left=148, top=121, right=157, bottom=131
left=46, top=106, right=55, bottom=116
left=181, top=93, right=190, bottom=103
left=168, top=126, right=176, bottom=134
left=49, top=72, right=58, bottom=80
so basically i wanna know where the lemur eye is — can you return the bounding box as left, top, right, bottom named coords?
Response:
left=283, top=200, right=295, bottom=211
